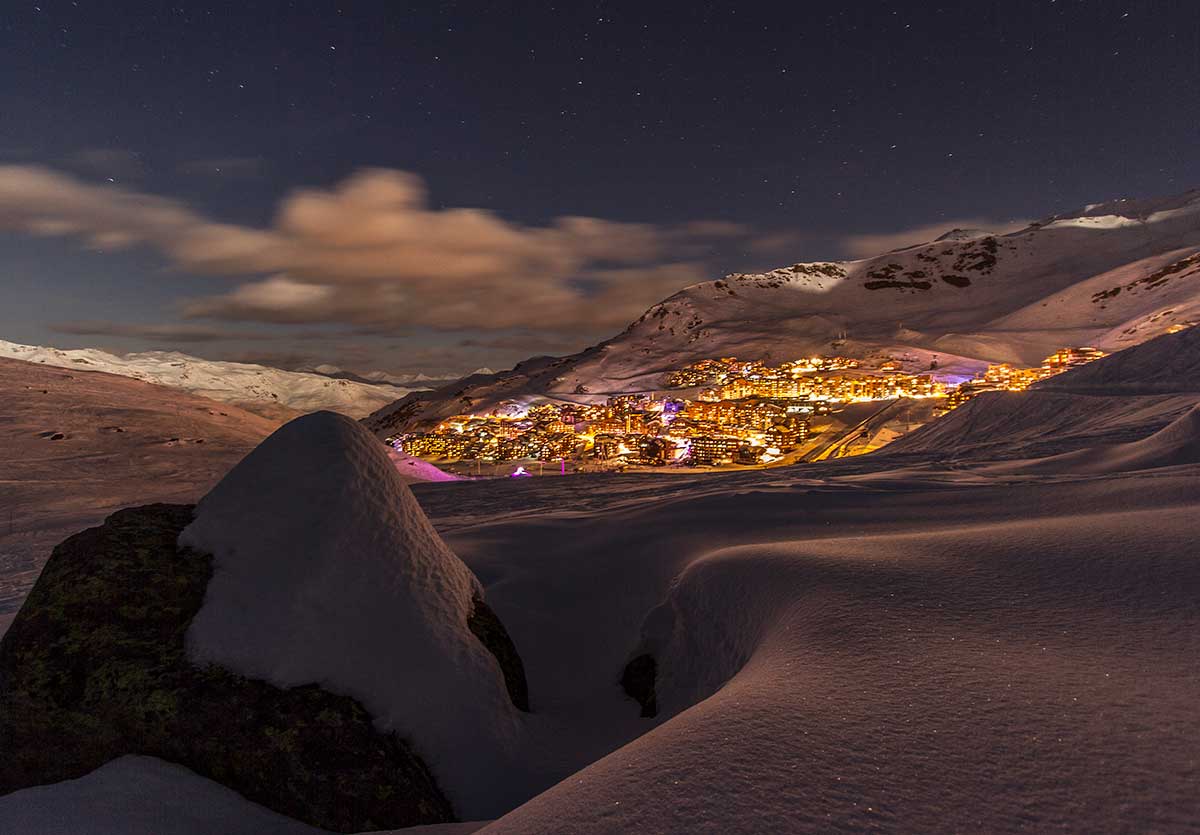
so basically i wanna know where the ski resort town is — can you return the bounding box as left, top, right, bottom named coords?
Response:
left=391, top=348, right=1106, bottom=469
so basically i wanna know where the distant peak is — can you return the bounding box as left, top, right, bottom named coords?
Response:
left=1052, top=187, right=1200, bottom=223
left=933, top=228, right=993, bottom=242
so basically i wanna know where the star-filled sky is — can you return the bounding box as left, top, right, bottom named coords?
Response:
left=1, top=1, right=1197, bottom=375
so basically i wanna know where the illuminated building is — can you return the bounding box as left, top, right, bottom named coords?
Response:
left=689, top=435, right=743, bottom=465
left=735, top=444, right=764, bottom=465
left=686, top=400, right=736, bottom=424
left=638, top=436, right=672, bottom=465
left=591, top=433, right=621, bottom=459
left=1042, top=346, right=1106, bottom=371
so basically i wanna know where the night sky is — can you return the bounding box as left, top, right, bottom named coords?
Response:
left=1, top=1, right=1197, bottom=375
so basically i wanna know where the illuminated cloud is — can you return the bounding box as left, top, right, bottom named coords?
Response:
left=0, top=165, right=748, bottom=335
left=839, top=218, right=1030, bottom=259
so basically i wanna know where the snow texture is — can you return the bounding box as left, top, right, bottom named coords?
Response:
left=180, top=411, right=520, bottom=815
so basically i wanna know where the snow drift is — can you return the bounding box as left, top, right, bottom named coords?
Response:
left=478, top=480, right=1200, bottom=833
left=988, top=404, right=1200, bottom=475
left=180, top=411, right=522, bottom=814
left=883, top=389, right=1199, bottom=461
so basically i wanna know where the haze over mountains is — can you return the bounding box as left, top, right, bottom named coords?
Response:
left=370, top=188, right=1200, bottom=435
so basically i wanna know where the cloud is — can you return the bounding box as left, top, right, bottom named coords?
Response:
left=62, top=148, right=147, bottom=181
left=458, top=332, right=585, bottom=354
left=747, top=230, right=815, bottom=256
left=49, top=320, right=273, bottom=343
left=0, top=165, right=746, bottom=335
left=839, top=218, right=1031, bottom=260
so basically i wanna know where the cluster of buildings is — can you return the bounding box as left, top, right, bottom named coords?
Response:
left=665, top=355, right=941, bottom=402
left=393, top=353, right=946, bottom=470
left=394, top=348, right=1108, bottom=470
left=944, top=347, right=1107, bottom=409
left=395, top=390, right=815, bottom=469
left=665, top=355, right=861, bottom=389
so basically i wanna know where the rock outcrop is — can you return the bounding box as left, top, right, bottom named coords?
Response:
left=0, top=504, right=453, bottom=832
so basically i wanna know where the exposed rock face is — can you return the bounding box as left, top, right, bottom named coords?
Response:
left=620, top=653, right=658, bottom=718
left=0, top=504, right=454, bottom=832
left=467, top=597, right=530, bottom=712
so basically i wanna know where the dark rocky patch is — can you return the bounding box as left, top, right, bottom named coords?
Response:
left=941, top=275, right=972, bottom=288
left=467, top=597, right=530, bottom=712
left=620, top=654, right=658, bottom=718
left=864, top=279, right=933, bottom=291
left=1100, top=252, right=1200, bottom=303
left=951, top=237, right=999, bottom=273
left=0, top=504, right=454, bottom=832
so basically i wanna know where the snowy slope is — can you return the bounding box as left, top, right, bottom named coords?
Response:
left=0, top=339, right=418, bottom=418
left=0, top=356, right=278, bottom=634
left=179, top=412, right=521, bottom=816
left=369, top=188, right=1200, bottom=434
left=988, top=405, right=1200, bottom=475
left=1033, top=319, right=1200, bottom=394
left=471, top=476, right=1200, bottom=833
left=885, top=324, right=1200, bottom=461
left=386, top=446, right=463, bottom=483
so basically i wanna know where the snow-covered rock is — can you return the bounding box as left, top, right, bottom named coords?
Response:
left=0, top=339, right=418, bottom=417
left=180, top=411, right=525, bottom=815
left=0, top=502, right=456, bottom=831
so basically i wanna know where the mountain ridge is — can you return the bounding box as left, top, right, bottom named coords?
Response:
left=0, top=340, right=420, bottom=419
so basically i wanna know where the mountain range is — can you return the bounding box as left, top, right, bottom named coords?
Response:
left=0, top=341, right=423, bottom=419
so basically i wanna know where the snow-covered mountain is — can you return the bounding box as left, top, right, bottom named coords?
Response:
left=0, top=340, right=421, bottom=418
left=368, top=188, right=1200, bottom=435
left=300, top=362, right=495, bottom=389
